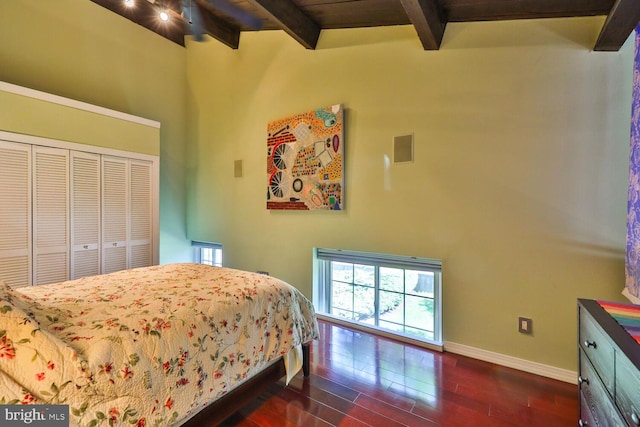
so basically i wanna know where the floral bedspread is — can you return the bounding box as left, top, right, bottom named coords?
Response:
left=0, top=263, right=319, bottom=427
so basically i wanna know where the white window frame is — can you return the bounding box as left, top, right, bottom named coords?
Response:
left=192, top=241, right=223, bottom=267
left=313, top=248, right=442, bottom=350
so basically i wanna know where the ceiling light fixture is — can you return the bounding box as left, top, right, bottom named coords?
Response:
left=159, top=10, right=169, bottom=21
left=124, top=0, right=134, bottom=6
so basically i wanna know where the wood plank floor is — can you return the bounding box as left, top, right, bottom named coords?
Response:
left=220, top=320, right=578, bottom=426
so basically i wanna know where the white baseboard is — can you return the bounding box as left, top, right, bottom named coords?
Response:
left=444, top=341, right=577, bottom=384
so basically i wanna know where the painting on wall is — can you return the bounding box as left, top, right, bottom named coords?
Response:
left=266, top=104, right=344, bottom=210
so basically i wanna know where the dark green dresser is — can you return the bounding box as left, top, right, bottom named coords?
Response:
left=578, top=299, right=640, bottom=426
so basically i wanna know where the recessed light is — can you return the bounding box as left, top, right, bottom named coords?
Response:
left=124, top=0, right=134, bottom=7
left=159, top=10, right=169, bottom=21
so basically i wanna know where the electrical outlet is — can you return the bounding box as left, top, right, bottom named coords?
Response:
left=519, top=317, right=532, bottom=334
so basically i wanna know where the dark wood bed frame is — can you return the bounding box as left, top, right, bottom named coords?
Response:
left=182, top=343, right=310, bottom=426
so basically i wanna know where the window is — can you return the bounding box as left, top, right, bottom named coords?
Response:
left=192, top=241, right=223, bottom=267
left=313, top=248, right=442, bottom=347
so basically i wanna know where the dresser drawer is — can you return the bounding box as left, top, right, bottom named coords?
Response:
left=616, top=352, right=640, bottom=426
left=579, top=306, right=616, bottom=395
left=579, top=392, right=597, bottom=427
left=579, top=350, right=626, bottom=426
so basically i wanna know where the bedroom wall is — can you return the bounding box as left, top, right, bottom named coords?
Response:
left=186, top=18, right=633, bottom=371
left=0, top=0, right=190, bottom=263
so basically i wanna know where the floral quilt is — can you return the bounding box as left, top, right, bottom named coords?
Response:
left=0, top=263, right=319, bottom=427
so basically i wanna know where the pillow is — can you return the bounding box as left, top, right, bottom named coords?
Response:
left=3, top=282, right=72, bottom=330
left=0, top=281, right=89, bottom=405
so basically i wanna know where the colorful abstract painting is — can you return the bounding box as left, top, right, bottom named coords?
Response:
left=266, top=104, right=344, bottom=210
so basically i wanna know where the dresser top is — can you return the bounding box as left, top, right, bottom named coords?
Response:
left=579, top=299, right=640, bottom=371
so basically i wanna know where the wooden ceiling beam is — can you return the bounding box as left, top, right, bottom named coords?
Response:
left=400, top=0, right=446, bottom=50
left=195, top=0, right=241, bottom=49
left=594, top=0, right=640, bottom=51
left=245, top=0, right=321, bottom=49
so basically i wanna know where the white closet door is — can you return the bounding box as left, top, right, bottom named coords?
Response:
left=102, top=156, right=128, bottom=274
left=71, top=151, right=101, bottom=279
left=129, top=160, right=152, bottom=269
left=33, top=146, right=69, bottom=285
left=0, top=141, right=31, bottom=288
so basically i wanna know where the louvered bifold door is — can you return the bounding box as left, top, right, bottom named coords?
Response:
left=102, top=156, right=128, bottom=274
left=33, top=146, right=69, bottom=285
left=129, top=160, right=152, bottom=269
left=71, top=151, right=101, bottom=279
left=0, top=141, right=31, bottom=288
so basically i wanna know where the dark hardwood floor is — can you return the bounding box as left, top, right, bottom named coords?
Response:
left=220, top=320, right=578, bottom=426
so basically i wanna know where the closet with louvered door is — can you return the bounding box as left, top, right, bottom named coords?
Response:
left=0, top=82, right=160, bottom=287
left=70, top=151, right=101, bottom=279
left=102, top=156, right=128, bottom=274
left=32, top=146, right=69, bottom=286
left=0, top=140, right=31, bottom=288
left=129, top=159, right=153, bottom=269
left=101, top=157, right=153, bottom=273
left=0, top=141, right=157, bottom=288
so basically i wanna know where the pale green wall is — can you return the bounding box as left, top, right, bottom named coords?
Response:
left=0, top=0, right=190, bottom=263
left=186, top=18, right=633, bottom=371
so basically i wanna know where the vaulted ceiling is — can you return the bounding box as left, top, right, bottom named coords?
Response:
left=90, top=0, right=640, bottom=51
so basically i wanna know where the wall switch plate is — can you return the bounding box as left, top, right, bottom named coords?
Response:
left=519, top=317, right=532, bottom=334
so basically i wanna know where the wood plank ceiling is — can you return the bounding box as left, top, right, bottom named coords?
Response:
left=90, top=0, right=640, bottom=51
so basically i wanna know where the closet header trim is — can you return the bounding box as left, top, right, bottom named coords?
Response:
left=0, top=81, right=160, bottom=129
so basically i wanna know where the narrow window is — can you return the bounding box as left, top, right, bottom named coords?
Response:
left=192, top=241, right=223, bottom=267
left=313, top=248, right=442, bottom=348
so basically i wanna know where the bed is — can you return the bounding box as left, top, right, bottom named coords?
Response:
left=0, top=263, right=319, bottom=426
